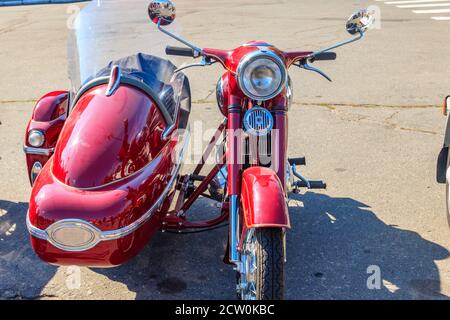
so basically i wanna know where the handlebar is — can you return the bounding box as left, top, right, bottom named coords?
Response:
left=310, top=52, right=337, bottom=61
left=166, top=46, right=196, bottom=57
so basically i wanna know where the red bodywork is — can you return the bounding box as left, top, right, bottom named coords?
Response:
left=241, top=167, right=290, bottom=229
left=26, top=41, right=310, bottom=267
left=28, top=84, right=176, bottom=267
left=25, top=91, right=68, bottom=185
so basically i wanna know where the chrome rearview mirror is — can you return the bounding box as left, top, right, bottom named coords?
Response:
left=309, top=8, right=374, bottom=59
left=148, top=0, right=204, bottom=57
left=346, top=9, right=375, bottom=35
left=148, top=0, right=176, bottom=26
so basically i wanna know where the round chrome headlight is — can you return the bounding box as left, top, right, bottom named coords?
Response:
left=28, top=129, right=45, bottom=147
left=236, top=50, right=287, bottom=101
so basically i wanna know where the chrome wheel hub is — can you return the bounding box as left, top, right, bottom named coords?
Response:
left=238, top=229, right=257, bottom=300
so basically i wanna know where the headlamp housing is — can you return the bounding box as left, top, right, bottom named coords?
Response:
left=236, top=50, right=287, bottom=101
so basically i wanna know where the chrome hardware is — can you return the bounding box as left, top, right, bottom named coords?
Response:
left=236, top=50, right=287, bottom=101
left=298, top=61, right=332, bottom=82
left=27, top=129, right=45, bottom=147
left=286, top=161, right=294, bottom=192
left=216, top=78, right=225, bottom=111
left=105, top=65, right=121, bottom=97
left=161, top=123, right=176, bottom=141
left=309, top=8, right=374, bottom=59
left=230, top=195, right=239, bottom=263
left=208, top=167, right=227, bottom=202
left=286, top=76, right=293, bottom=110
left=30, top=162, right=43, bottom=186
left=310, top=31, right=364, bottom=59
left=150, top=0, right=204, bottom=58
left=346, top=9, right=375, bottom=35
left=174, top=56, right=214, bottom=73
left=238, top=229, right=257, bottom=300
left=148, top=0, right=176, bottom=26
left=243, top=107, right=274, bottom=137
left=292, top=164, right=310, bottom=189
left=23, top=146, right=54, bottom=156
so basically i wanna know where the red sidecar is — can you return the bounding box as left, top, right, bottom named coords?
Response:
left=25, top=53, right=191, bottom=267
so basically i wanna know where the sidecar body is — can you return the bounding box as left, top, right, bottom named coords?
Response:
left=24, top=1, right=190, bottom=267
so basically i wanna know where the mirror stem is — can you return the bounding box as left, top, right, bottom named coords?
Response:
left=157, top=19, right=204, bottom=57
left=309, top=31, right=364, bottom=58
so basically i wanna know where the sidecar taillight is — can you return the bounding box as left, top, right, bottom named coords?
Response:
left=28, top=129, right=45, bottom=147
left=46, top=220, right=101, bottom=252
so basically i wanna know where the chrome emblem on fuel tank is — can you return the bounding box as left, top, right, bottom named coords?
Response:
left=243, top=107, right=274, bottom=136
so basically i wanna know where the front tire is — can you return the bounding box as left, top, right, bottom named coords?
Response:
left=238, top=228, right=285, bottom=300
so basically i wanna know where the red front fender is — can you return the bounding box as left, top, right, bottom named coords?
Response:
left=241, top=167, right=290, bottom=229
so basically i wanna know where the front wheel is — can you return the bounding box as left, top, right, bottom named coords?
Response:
left=238, top=228, right=285, bottom=300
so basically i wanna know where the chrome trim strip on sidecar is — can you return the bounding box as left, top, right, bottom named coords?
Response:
left=23, top=146, right=55, bottom=156
left=26, top=128, right=191, bottom=251
left=26, top=214, right=47, bottom=240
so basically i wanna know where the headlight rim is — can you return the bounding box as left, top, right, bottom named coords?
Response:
left=236, top=50, right=287, bottom=101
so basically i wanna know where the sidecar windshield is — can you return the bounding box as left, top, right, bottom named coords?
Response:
left=68, top=0, right=182, bottom=95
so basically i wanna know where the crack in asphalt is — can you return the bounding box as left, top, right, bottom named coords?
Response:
left=300, top=102, right=440, bottom=109
left=0, top=98, right=439, bottom=135
left=329, top=107, right=439, bottom=135
left=189, top=100, right=441, bottom=109
left=0, top=12, right=32, bottom=36
left=0, top=99, right=37, bottom=104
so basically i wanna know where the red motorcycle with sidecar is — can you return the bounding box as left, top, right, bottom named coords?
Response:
left=23, top=0, right=374, bottom=300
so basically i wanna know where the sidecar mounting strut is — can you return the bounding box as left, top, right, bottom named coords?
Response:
left=162, top=120, right=228, bottom=232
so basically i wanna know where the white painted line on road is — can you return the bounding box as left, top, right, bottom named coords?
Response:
left=378, top=0, right=450, bottom=23
left=380, top=0, right=450, bottom=4
left=412, top=8, right=450, bottom=13
left=398, top=3, right=450, bottom=8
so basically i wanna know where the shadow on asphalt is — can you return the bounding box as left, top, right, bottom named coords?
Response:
left=287, top=192, right=450, bottom=299
left=93, top=197, right=235, bottom=300
left=0, top=200, right=57, bottom=299
left=1, top=192, right=449, bottom=299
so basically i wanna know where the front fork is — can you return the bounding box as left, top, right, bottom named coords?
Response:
left=227, top=100, right=243, bottom=266
left=227, top=101, right=288, bottom=269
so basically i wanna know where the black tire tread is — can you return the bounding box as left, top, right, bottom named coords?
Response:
left=255, top=228, right=285, bottom=300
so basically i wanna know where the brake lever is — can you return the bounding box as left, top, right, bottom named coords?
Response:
left=175, top=56, right=215, bottom=73
left=296, top=60, right=332, bottom=82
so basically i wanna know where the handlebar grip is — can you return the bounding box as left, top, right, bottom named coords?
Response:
left=288, top=157, right=306, bottom=166
left=295, top=180, right=327, bottom=190
left=165, top=46, right=195, bottom=57
left=313, top=52, right=337, bottom=61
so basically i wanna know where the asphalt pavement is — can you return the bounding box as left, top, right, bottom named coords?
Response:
left=1, top=0, right=450, bottom=299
